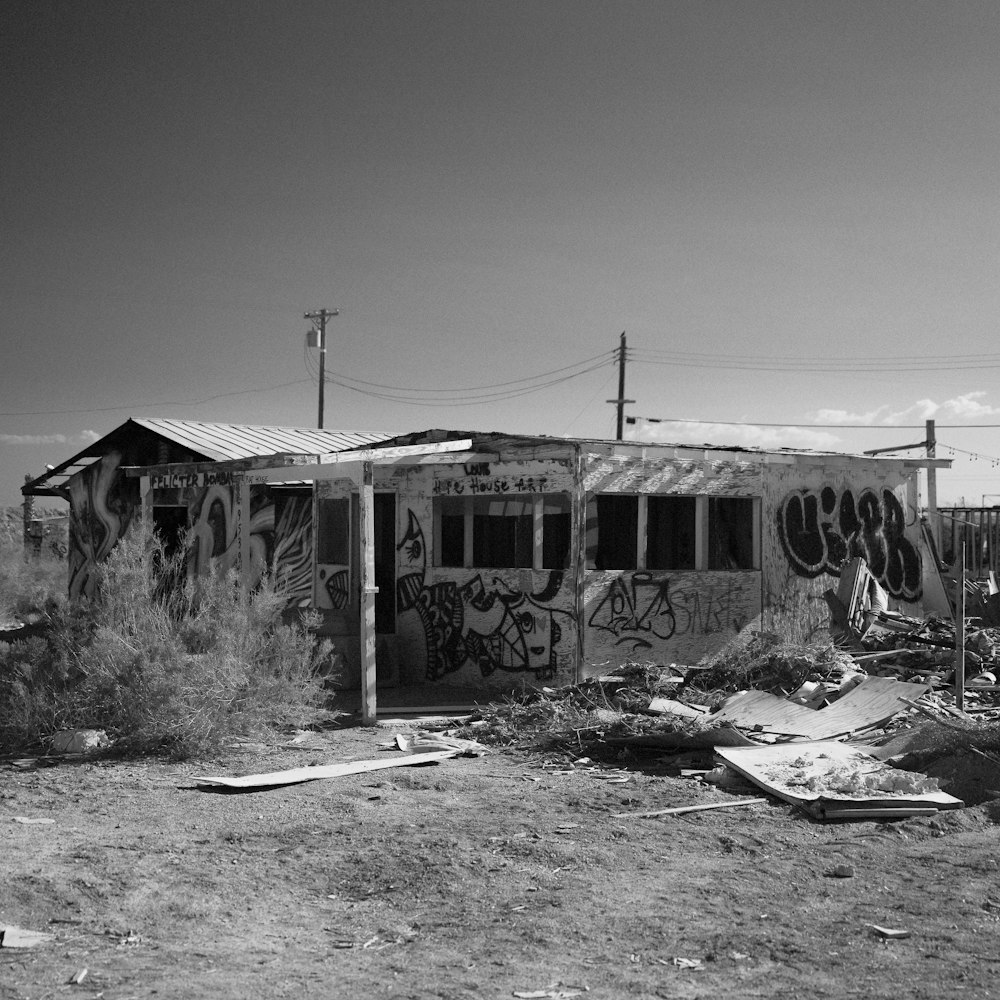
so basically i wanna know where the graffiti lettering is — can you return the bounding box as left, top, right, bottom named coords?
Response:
left=149, top=469, right=233, bottom=490
left=669, top=581, right=747, bottom=637
left=432, top=476, right=549, bottom=496
left=587, top=572, right=677, bottom=651
left=776, top=486, right=921, bottom=601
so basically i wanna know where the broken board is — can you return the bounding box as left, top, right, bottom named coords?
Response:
left=192, top=749, right=459, bottom=789
left=715, top=741, right=964, bottom=820
left=707, top=676, right=930, bottom=740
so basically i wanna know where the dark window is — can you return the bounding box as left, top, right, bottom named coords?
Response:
left=542, top=495, right=571, bottom=569
left=709, top=497, right=755, bottom=569
left=317, top=498, right=350, bottom=564
left=152, top=506, right=187, bottom=556
left=594, top=495, right=638, bottom=569
left=435, top=493, right=571, bottom=569
left=646, top=496, right=696, bottom=569
left=438, top=496, right=465, bottom=567
left=374, top=493, right=396, bottom=634
left=473, top=497, right=533, bottom=568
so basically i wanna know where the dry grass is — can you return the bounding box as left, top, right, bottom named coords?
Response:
left=0, top=540, right=66, bottom=625
left=0, top=519, right=337, bottom=756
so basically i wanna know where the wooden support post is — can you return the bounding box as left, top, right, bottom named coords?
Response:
left=238, top=478, right=251, bottom=591
left=358, top=462, right=378, bottom=723
left=955, top=547, right=966, bottom=712
left=139, top=475, right=151, bottom=525
left=573, top=447, right=587, bottom=684
left=926, top=418, right=939, bottom=556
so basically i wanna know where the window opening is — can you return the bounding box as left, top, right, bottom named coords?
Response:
left=646, top=496, right=696, bottom=570
left=709, top=497, right=756, bottom=569
left=594, top=495, right=638, bottom=569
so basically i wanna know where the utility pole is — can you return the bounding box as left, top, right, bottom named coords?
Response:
left=606, top=331, right=634, bottom=440
left=926, top=418, right=939, bottom=556
left=305, top=308, right=338, bottom=429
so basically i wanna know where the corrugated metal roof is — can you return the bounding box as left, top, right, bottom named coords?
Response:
left=129, top=418, right=394, bottom=461
left=23, top=418, right=397, bottom=497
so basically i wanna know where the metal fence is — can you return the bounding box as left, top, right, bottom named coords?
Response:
left=936, top=507, right=1000, bottom=580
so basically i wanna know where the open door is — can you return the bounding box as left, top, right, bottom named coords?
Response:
left=313, top=490, right=397, bottom=691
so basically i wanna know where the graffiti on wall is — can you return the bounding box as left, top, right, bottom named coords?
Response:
left=776, top=486, right=921, bottom=601
left=187, top=484, right=275, bottom=586
left=273, top=495, right=313, bottom=607
left=68, top=452, right=136, bottom=599
left=587, top=573, right=676, bottom=651
left=395, top=509, right=575, bottom=682
left=587, top=573, right=749, bottom=653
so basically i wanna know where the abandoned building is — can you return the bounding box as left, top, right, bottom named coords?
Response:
left=24, top=418, right=951, bottom=715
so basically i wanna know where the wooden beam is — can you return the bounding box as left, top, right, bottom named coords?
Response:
left=314, top=439, right=474, bottom=465
left=358, top=461, right=377, bottom=724
left=240, top=440, right=478, bottom=485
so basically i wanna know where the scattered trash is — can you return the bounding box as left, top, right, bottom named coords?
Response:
left=12, top=816, right=55, bottom=825
left=391, top=731, right=489, bottom=756
left=512, top=984, right=588, bottom=999
left=50, top=729, right=108, bottom=754
left=672, top=957, right=703, bottom=969
left=869, top=924, right=911, bottom=939
left=613, top=798, right=767, bottom=819
left=0, top=926, right=55, bottom=948
left=827, top=864, right=856, bottom=878
left=68, top=968, right=88, bottom=985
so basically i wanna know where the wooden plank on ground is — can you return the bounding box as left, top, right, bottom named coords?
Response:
left=192, top=750, right=459, bottom=789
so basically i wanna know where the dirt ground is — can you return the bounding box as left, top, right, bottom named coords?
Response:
left=3, top=719, right=1000, bottom=1000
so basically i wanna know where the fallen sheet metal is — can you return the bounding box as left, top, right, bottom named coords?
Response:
left=707, top=675, right=930, bottom=740
left=192, top=749, right=459, bottom=789
left=715, top=741, right=964, bottom=819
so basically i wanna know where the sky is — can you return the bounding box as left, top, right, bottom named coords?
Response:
left=4, top=0, right=1000, bottom=511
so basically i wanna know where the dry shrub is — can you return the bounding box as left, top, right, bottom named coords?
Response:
left=0, top=539, right=65, bottom=624
left=0, top=519, right=336, bottom=756
left=690, top=631, right=857, bottom=703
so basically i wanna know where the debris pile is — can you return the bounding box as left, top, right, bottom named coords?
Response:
left=448, top=555, right=1000, bottom=820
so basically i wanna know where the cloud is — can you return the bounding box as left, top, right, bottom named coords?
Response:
left=0, top=433, right=70, bottom=446
left=813, top=392, right=1000, bottom=425
left=629, top=419, right=841, bottom=452
left=0, top=429, right=101, bottom=447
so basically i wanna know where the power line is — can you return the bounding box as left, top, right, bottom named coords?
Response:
left=628, top=349, right=1000, bottom=374
left=320, top=362, right=612, bottom=406
left=936, top=440, right=1000, bottom=466
left=628, top=415, right=1000, bottom=430
left=316, top=349, right=616, bottom=394
left=303, top=349, right=615, bottom=406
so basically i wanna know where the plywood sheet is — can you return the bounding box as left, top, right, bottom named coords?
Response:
left=708, top=676, right=930, bottom=740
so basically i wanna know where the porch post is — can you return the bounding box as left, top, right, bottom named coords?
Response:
left=573, top=446, right=586, bottom=683
left=358, top=461, right=378, bottom=723
left=237, top=477, right=251, bottom=591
